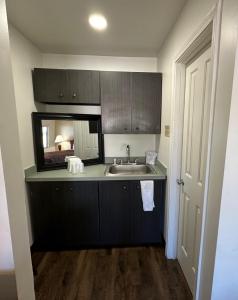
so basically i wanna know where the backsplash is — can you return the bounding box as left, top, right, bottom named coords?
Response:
left=104, top=134, right=156, bottom=157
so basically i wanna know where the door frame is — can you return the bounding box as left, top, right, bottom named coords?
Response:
left=165, top=0, right=223, bottom=298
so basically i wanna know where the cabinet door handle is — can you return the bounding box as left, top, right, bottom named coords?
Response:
left=135, top=127, right=139, bottom=131
left=55, top=187, right=60, bottom=191
left=124, top=127, right=128, bottom=131
left=72, top=92, right=77, bottom=98
left=136, top=185, right=140, bottom=190
left=69, top=187, right=73, bottom=191
left=122, top=185, right=127, bottom=191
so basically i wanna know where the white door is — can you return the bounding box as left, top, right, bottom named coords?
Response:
left=178, top=47, right=212, bottom=294
left=74, top=121, right=98, bottom=160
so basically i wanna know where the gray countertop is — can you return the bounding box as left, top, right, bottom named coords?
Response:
left=25, top=164, right=166, bottom=182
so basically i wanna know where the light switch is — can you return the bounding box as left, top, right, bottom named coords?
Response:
left=165, top=125, right=170, bottom=137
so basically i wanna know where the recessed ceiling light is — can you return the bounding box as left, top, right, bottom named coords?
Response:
left=89, top=14, right=107, bottom=31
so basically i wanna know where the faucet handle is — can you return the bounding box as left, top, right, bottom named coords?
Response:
left=113, top=158, right=117, bottom=165
left=134, top=158, right=139, bottom=164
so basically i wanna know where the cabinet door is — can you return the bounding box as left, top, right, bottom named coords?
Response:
left=68, top=70, right=100, bottom=104
left=99, top=181, right=132, bottom=245
left=65, top=181, right=99, bottom=246
left=28, top=182, right=67, bottom=247
left=100, top=71, right=131, bottom=133
left=33, top=68, right=69, bottom=103
left=29, top=181, right=99, bottom=249
left=28, top=182, right=52, bottom=246
left=132, top=180, right=165, bottom=244
left=131, top=73, right=162, bottom=133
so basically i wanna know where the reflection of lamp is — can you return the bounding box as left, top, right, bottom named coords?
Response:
left=55, top=135, right=64, bottom=151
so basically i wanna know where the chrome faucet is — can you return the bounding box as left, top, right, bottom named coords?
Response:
left=126, top=144, right=130, bottom=163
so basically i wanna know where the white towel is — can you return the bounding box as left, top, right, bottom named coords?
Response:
left=67, top=157, right=82, bottom=174
left=140, top=180, right=155, bottom=211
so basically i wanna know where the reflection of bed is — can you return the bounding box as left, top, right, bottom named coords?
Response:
left=44, top=150, right=74, bottom=164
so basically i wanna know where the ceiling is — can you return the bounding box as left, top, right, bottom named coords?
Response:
left=6, top=0, right=187, bottom=57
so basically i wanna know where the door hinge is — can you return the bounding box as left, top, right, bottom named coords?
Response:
left=176, top=179, right=184, bottom=186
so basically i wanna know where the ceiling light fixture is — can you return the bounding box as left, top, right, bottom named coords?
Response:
left=89, top=14, right=107, bottom=31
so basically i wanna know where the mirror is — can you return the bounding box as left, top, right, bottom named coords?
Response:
left=32, top=113, right=104, bottom=171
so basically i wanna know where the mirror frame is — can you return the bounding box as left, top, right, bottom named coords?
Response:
left=32, top=112, right=104, bottom=171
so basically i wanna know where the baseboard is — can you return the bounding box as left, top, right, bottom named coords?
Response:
left=0, top=271, right=17, bottom=300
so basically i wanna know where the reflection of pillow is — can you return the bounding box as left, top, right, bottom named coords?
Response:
left=45, top=158, right=52, bottom=164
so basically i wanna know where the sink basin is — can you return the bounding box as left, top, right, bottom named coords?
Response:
left=105, top=164, right=156, bottom=176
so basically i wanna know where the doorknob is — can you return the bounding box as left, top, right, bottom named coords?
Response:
left=176, top=179, right=184, bottom=186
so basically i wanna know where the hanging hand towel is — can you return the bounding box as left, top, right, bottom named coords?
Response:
left=140, top=180, right=155, bottom=211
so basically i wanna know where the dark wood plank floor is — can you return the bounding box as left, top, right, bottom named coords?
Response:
left=32, top=246, right=192, bottom=300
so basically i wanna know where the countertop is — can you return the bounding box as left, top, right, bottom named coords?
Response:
left=25, top=164, right=166, bottom=182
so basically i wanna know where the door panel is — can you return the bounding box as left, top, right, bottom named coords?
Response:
left=33, top=68, right=69, bottom=103
left=65, top=182, right=99, bottom=246
left=131, top=73, right=162, bottom=133
left=132, top=181, right=164, bottom=244
left=178, top=47, right=212, bottom=294
left=100, top=71, right=131, bottom=133
left=99, top=181, right=132, bottom=244
left=68, top=70, right=100, bottom=104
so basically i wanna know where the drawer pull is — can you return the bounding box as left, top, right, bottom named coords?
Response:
left=122, top=185, right=127, bottom=191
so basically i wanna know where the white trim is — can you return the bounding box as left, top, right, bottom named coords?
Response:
left=165, top=0, right=223, bottom=298
left=166, top=4, right=217, bottom=258
left=195, top=1, right=223, bottom=299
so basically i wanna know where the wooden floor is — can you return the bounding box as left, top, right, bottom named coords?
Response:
left=32, top=246, right=192, bottom=300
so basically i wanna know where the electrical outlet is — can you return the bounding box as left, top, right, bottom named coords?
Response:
left=165, top=125, right=170, bottom=137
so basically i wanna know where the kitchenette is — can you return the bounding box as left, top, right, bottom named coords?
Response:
left=25, top=68, right=167, bottom=251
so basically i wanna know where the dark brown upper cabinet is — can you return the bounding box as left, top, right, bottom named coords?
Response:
left=100, top=71, right=162, bottom=134
left=100, top=71, right=132, bottom=133
left=32, top=68, right=100, bottom=105
left=33, top=69, right=69, bottom=103
left=131, top=73, right=162, bottom=134
left=68, top=70, right=100, bottom=104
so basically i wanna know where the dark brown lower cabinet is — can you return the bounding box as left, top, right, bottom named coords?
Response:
left=28, top=179, right=165, bottom=249
left=99, top=180, right=165, bottom=246
left=132, top=181, right=165, bottom=244
left=28, top=181, right=99, bottom=249
left=99, top=181, right=132, bottom=245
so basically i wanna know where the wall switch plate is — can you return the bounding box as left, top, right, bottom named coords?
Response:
left=165, top=125, right=170, bottom=137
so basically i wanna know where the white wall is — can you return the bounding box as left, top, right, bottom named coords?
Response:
left=156, top=0, right=217, bottom=167
left=42, top=54, right=157, bottom=72
left=9, top=25, right=43, bottom=245
left=0, top=1, right=35, bottom=298
left=197, top=0, right=238, bottom=298
left=211, top=6, right=238, bottom=299
left=155, top=0, right=238, bottom=298
left=155, top=0, right=218, bottom=262
left=9, top=27, right=159, bottom=161
left=0, top=147, right=14, bottom=272
left=0, top=146, right=17, bottom=300
left=9, top=25, right=42, bottom=169
left=104, top=134, right=156, bottom=157
left=42, top=53, right=158, bottom=157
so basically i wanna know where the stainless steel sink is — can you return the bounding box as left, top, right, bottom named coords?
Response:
left=105, top=164, right=156, bottom=176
